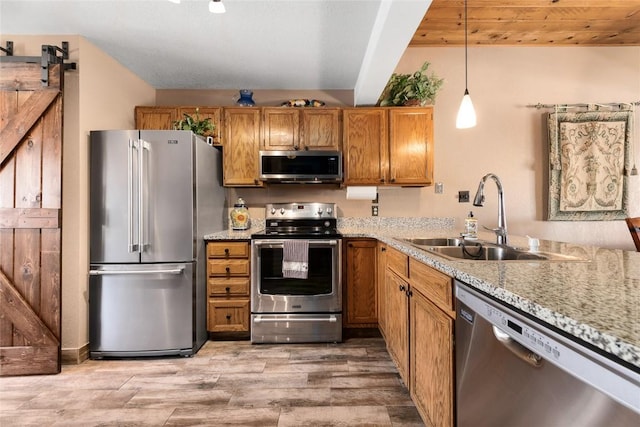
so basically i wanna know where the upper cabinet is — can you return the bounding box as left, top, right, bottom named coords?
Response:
left=261, top=108, right=341, bottom=151
left=389, top=108, right=434, bottom=186
left=343, top=107, right=434, bottom=187
left=135, top=106, right=222, bottom=145
left=343, top=109, right=388, bottom=185
left=223, top=108, right=263, bottom=187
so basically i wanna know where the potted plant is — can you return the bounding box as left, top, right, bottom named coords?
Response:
left=172, top=108, right=215, bottom=137
left=378, top=61, right=444, bottom=107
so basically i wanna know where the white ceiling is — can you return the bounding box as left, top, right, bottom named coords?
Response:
left=0, top=0, right=432, bottom=105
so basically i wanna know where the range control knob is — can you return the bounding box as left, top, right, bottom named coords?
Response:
left=326, top=207, right=333, bottom=214
left=317, top=208, right=324, bottom=215
left=270, top=208, right=276, bottom=215
left=280, top=208, right=286, bottom=215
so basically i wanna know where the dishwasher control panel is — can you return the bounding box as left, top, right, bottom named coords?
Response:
left=484, top=305, right=562, bottom=360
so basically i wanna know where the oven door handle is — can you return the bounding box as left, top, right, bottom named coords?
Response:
left=253, top=315, right=338, bottom=323
left=252, top=239, right=339, bottom=247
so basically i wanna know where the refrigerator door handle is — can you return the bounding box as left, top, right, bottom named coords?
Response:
left=89, top=267, right=185, bottom=276
left=138, top=140, right=150, bottom=253
left=127, top=139, right=139, bottom=253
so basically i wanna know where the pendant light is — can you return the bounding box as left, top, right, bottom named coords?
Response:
left=209, top=0, right=226, bottom=14
left=456, top=0, right=477, bottom=129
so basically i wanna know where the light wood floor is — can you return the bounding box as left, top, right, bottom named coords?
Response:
left=0, top=338, right=424, bottom=426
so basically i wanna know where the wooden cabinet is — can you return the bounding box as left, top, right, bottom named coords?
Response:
left=378, top=245, right=455, bottom=427
left=389, top=108, right=434, bottom=186
left=383, top=246, right=410, bottom=384
left=376, top=242, right=388, bottom=339
left=343, top=107, right=434, bottom=186
left=135, top=106, right=222, bottom=144
left=410, top=289, right=454, bottom=427
left=135, top=106, right=177, bottom=130
left=343, top=108, right=388, bottom=185
left=206, top=241, right=251, bottom=334
left=223, top=108, right=263, bottom=187
left=343, top=239, right=378, bottom=328
left=409, top=258, right=455, bottom=427
left=262, top=108, right=341, bottom=151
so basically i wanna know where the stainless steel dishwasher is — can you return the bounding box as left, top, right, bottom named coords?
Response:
left=455, top=281, right=640, bottom=427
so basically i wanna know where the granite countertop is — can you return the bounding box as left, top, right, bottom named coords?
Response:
left=204, top=217, right=640, bottom=372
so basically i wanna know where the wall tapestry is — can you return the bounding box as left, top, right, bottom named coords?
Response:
left=548, top=110, right=632, bottom=221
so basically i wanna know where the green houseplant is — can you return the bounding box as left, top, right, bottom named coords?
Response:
left=172, top=108, right=215, bottom=137
left=378, top=61, right=444, bottom=107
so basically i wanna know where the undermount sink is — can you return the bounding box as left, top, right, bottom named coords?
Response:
left=401, top=237, right=588, bottom=262
left=402, top=237, right=467, bottom=247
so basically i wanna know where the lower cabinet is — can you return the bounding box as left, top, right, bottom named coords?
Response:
left=410, top=285, right=454, bottom=427
left=206, top=241, right=251, bottom=334
left=379, top=246, right=455, bottom=427
left=343, top=238, right=378, bottom=328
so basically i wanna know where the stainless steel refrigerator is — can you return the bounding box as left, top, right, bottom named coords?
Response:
left=88, top=130, right=225, bottom=358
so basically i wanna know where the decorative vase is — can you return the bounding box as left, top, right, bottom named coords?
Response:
left=230, top=197, right=251, bottom=230
left=236, top=90, right=255, bottom=107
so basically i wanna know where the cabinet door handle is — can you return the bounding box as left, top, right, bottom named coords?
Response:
left=225, top=267, right=231, bottom=273
left=381, top=247, right=386, bottom=252
left=224, top=248, right=230, bottom=255
left=226, top=314, right=231, bottom=320
left=399, top=284, right=406, bottom=292
left=225, top=286, right=231, bottom=292
left=390, top=178, right=396, bottom=183
left=380, top=178, right=385, bottom=183
left=406, top=289, right=413, bottom=297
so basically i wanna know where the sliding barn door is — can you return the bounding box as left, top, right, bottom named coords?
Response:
left=0, top=60, right=63, bottom=376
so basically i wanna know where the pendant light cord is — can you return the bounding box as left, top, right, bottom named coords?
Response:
left=464, top=0, right=468, bottom=90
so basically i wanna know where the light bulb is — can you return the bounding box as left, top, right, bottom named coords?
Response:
left=456, top=89, right=477, bottom=129
left=209, top=0, right=225, bottom=14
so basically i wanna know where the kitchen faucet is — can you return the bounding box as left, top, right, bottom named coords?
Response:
left=472, top=173, right=508, bottom=245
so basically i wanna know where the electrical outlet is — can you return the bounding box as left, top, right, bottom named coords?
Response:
left=372, top=205, right=379, bottom=216
left=458, top=190, right=470, bottom=203
left=435, top=182, right=444, bottom=194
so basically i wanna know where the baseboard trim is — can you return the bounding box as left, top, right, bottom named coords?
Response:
left=61, top=343, right=89, bottom=365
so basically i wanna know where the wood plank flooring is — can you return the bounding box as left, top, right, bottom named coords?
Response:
left=0, top=338, right=424, bottom=426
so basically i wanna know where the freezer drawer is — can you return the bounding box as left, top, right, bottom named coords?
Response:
left=89, top=263, right=195, bottom=358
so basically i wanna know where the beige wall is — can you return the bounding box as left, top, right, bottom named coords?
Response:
left=219, top=47, right=640, bottom=252
left=1, top=35, right=155, bottom=353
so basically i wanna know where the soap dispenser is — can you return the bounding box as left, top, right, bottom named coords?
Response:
left=230, top=197, right=250, bottom=230
left=464, top=211, right=478, bottom=238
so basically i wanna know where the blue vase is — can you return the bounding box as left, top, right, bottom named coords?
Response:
left=237, top=90, right=255, bottom=106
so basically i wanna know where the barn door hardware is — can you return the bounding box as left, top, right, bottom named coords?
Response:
left=0, top=41, right=76, bottom=86
left=0, top=41, right=13, bottom=56
left=41, top=42, right=76, bottom=86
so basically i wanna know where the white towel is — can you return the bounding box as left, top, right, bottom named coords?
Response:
left=282, top=240, right=309, bottom=279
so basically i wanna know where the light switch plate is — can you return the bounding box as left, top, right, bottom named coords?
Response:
left=435, top=182, right=444, bottom=194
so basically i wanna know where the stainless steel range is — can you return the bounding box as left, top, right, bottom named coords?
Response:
left=251, top=202, right=342, bottom=343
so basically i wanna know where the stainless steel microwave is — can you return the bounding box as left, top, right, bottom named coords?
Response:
left=259, top=150, right=343, bottom=183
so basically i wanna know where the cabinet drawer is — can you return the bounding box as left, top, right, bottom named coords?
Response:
left=208, top=277, right=250, bottom=296
left=386, top=246, right=409, bottom=278
left=208, top=259, right=250, bottom=276
left=207, top=299, right=250, bottom=332
left=409, top=258, right=453, bottom=312
left=207, top=241, right=250, bottom=258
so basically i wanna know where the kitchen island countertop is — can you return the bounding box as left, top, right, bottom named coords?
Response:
left=205, top=219, right=640, bottom=372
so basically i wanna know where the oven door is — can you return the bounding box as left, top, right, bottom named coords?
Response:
left=251, top=238, right=342, bottom=314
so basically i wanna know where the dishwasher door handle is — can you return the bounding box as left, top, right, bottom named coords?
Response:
left=493, top=325, right=543, bottom=368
